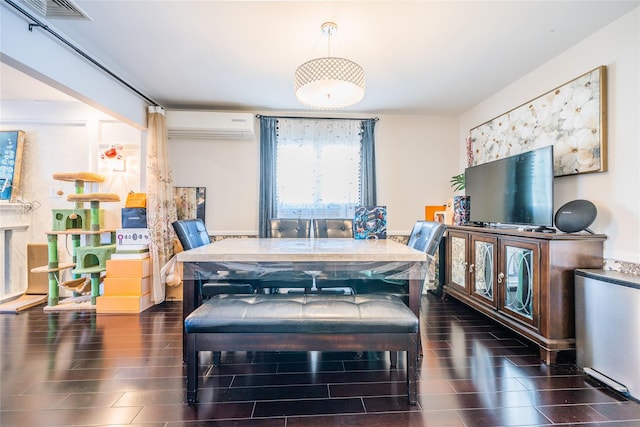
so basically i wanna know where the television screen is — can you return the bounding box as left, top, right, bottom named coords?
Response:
left=465, top=145, right=554, bottom=228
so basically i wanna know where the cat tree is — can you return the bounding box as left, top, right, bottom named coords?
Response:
left=31, top=172, right=119, bottom=310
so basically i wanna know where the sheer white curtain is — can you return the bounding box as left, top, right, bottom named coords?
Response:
left=146, top=106, right=177, bottom=304
left=276, top=118, right=362, bottom=219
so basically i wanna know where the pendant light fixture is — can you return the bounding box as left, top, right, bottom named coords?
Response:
left=294, top=22, right=365, bottom=110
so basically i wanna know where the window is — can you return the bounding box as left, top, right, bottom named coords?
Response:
left=259, top=116, right=377, bottom=237
left=276, top=118, right=361, bottom=218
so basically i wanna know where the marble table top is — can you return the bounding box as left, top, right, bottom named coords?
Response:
left=176, top=238, right=427, bottom=263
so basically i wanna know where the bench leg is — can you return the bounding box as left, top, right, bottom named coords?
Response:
left=186, top=334, right=198, bottom=404
left=407, top=334, right=418, bottom=405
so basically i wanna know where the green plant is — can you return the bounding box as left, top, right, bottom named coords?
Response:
left=450, top=173, right=465, bottom=192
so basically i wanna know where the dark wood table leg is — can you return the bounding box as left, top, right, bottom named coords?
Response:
left=182, top=262, right=198, bottom=362
left=409, top=270, right=422, bottom=357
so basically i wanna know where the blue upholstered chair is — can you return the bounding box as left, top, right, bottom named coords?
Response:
left=172, top=218, right=210, bottom=250
left=352, top=220, right=447, bottom=301
left=353, top=220, right=446, bottom=366
left=172, top=219, right=255, bottom=297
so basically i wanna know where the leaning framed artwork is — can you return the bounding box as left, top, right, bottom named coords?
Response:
left=174, top=187, right=206, bottom=223
left=0, top=130, right=26, bottom=202
left=469, top=66, right=607, bottom=177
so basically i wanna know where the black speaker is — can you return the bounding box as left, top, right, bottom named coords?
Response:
left=554, top=200, right=597, bottom=233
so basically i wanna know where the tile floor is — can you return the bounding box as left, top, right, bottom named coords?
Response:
left=1, top=293, right=639, bottom=426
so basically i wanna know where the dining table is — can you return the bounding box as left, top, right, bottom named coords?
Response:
left=176, top=237, right=429, bottom=352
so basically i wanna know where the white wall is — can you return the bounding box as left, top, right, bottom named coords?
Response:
left=168, top=135, right=260, bottom=235
left=168, top=112, right=460, bottom=236
left=459, top=9, right=640, bottom=263
left=0, top=101, right=145, bottom=240
left=1, top=4, right=149, bottom=129
left=375, top=114, right=460, bottom=232
left=0, top=100, right=144, bottom=297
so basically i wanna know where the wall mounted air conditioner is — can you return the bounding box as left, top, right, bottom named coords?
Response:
left=165, top=111, right=255, bottom=140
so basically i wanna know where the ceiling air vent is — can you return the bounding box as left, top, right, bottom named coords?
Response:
left=20, top=0, right=92, bottom=20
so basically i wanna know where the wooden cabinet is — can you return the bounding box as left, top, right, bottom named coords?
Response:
left=444, top=225, right=605, bottom=364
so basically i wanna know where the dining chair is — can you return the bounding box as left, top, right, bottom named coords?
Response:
left=313, top=218, right=354, bottom=293
left=352, top=220, right=447, bottom=301
left=353, top=220, right=446, bottom=366
left=171, top=219, right=256, bottom=297
left=313, top=218, right=354, bottom=238
left=269, top=218, right=312, bottom=238
left=261, top=218, right=313, bottom=292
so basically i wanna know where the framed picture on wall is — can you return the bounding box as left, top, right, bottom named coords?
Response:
left=469, top=66, right=607, bottom=177
left=174, top=187, right=206, bottom=224
left=0, top=130, right=26, bottom=202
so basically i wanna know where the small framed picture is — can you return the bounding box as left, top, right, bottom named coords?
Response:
left=174, top=187, right=206, bottom=223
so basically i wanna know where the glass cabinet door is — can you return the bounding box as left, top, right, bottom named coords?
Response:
left=448, top=232, right=468, bottom=291
left=499, top=240, right=539, bottom=326
left=470, top=236, right=496, bottom=307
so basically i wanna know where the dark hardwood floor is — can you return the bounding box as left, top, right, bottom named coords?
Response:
left=2, top=292, right=639, bottom=426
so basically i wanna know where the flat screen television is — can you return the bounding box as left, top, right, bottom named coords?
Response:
left=464, top=145, right=554, bottom=228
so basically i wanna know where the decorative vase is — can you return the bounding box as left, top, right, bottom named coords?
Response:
left=453, top=196, right=470, bottom=226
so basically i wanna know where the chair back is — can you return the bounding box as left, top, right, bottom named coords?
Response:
left=407, top=221, right=446, bottom=256
left=313, top=218, right=354, bottom=238
left=269, top=218, right=311, bottom=238
left=172, top=219, right=211, bottom=250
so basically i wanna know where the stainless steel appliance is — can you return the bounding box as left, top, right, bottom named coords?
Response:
left=575, top=269, right=640, bottom=400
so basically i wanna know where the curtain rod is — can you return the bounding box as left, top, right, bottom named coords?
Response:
left=4, top=0, right=162, bottom=107
left=256, top=114, right=379, bottom=122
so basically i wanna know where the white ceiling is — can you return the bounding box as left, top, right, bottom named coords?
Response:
left=2, top=0, right=639, bottom=114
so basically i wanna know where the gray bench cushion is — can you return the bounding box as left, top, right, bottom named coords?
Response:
left=185, top=294, right=418, bottom=334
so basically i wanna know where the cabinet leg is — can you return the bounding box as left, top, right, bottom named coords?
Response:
left=540, top=347, right=558, bottom=365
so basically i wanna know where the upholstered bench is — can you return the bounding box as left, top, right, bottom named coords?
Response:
left=185, top=293, right=419, bottom=405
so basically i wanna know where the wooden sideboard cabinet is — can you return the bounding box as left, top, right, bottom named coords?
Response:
left=444, top=225, right=605, bottom=364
